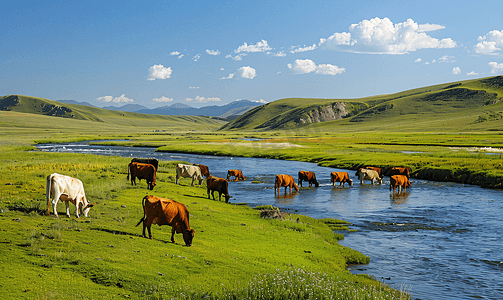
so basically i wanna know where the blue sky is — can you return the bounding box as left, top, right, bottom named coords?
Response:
left=2, top=0, right=503, bottom=108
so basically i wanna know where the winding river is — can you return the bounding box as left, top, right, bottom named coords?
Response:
left=37, top=142, right=503, bottom=300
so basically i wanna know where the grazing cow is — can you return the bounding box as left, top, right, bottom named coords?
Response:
left=135, top=195, right=195, bottom=246
left=206, top=175, right=231, bottom=203
left=298, top=170, right=319, bottom=187
left=390, top=175, right=411, bottom=194
left=128, top=162, right=156, bottom=190
left=358, top=169, right=383, bottom=185
left=175, top=164, right=203, bottom=186
left=227, top=169, right=246, bottom=181
left=194, top=164, right=210, bottom=177
left=390, top=167, right=411, bottom=178
left=275, top=174, right=299, bottom=196
left=330, top=172, right=353, bottom=187
left=46, top=173, right=94, bottom=218
left=128, top=158, right=158, bottom=178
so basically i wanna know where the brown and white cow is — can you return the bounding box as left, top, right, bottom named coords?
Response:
left=207, top=175, right=231, bottom=203
left=128, top=162, right=156, bottom=190
left=390, top=175, right=411, bottom=194
left=46, top=173, right=94, bottom=218
left=135, top=195, right=195, bottom=246
left=176, top=164, right=204, bottom=186
left=275, top=174, right=299, bottom=196
left=364, top=166, right=382, bottom=177
left=358, top=169, right=383, bottom=185
left=298, top=170, right=319, bottom=187
left=227, top=169, right=246, bottom=181
left=194, top=164, right=210, bottom=178
left=330, top=172, right=353, bottom=187
left=390, top=167, right=411, bottom=178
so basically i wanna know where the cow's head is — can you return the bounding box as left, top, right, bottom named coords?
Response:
left=224, top=194, right=232, bottom=203
left=82, top=201, right=97, bottom=217
left=314, top=181, right=320, bottom=187
left=183, top=229, right=195, bottom=247
left=348, top=179, right=354, bottom=186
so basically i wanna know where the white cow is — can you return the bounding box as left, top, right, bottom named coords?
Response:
left=175, top=164, right=204, bottom=186
left=46, top=173, right=93, bottom=218
left=358, top=169, right=383, bottom=185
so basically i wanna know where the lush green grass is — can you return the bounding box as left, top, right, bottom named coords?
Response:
left=0, top=146, right=409, bottom=299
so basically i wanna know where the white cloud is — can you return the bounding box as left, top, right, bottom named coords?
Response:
left=270, top=51, right=286, bottom=57
left=170, top=51, right=180, bottom=56
left=237, top=66, right=257, bottom=79
left=147, top=64, right=172, bottom=80
left=221, top=73, right=234, bottom=79
left=192, top=54, right=201, bottom=61
left=439, top=55, right=455, bottom=63
left=220, top=68, right=225, bottom=71
left=466, top=71, right=479, bottom=76
left=226, top=53, right=247, bottom=61
left=189, top=86, right=200, bottom=89
left=153, top=96, right=173, bottom=103
left=252, top=99, right=268, bottom=104
left=290, top=44, right=318, bottom=53
left=287, top=59, right=345, bottom=75
left=185, top=96, right=221, bottom=103
left=474, top=30, right=503, bottom=55
left=96, top=94, right=134, bottom=104
left=489, top=61, right=503, bottom=73
left=177, top=54, right=184, bottom=59
left=206, top=49, right=221, bottom=55
left=452, top=67, right=461, bottom=75
left=235, top=39, right=272, bottom=53
left=415, top=58, right=422, bottom=63
left=319, top=17, right=456, bottom=54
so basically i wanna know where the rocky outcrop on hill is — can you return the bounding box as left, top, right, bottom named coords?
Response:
left=299, top=102, right=349, bottom=124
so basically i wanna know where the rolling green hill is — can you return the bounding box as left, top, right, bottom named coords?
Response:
left=220, top=76, right=503, bottom=132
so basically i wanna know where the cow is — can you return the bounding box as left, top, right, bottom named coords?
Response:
left=358, top=169, right=383, bottom=185
left=135, top=195, right=195, bottom=246
left=46, top=173, right=94, bottom=218
left=227, top=169, right=246, bottom=181
left=207, top=175, right=231, bottom=203
left=275, top=174, right=299, bottom=196
left=298, top=170, right=319, bottom=187
left=175, top=164, right=203, bottom=186
left=390, top=167, right=411, bottom=178
left=128, top=158, right=158, bottom=177
left=390, top=175, right=411, bottom=194
left=364, top=166, right=382, bottom=177
left=330, top=172, right=353, bottom=187
left=194, top=164, right=210, bottom=177
left=128, top=162, right=156, bottom=190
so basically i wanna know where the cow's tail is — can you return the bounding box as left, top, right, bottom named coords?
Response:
left=45, top=174, right=53, bottom=215
left=127, top=163, right=130, bottom=180
left=135, top=195, right=148, bottom=227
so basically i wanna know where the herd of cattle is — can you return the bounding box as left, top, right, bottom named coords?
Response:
left=45, top=157, right=412, bottom=247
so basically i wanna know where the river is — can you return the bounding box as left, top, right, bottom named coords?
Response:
left=37, top=142, right=503, bottom=300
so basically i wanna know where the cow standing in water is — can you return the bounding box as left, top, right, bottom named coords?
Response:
left=227, top=169, right=246, bottom=181
left=136, top=195, right=195, bottom=246
left=330, top=172, right=353, bottom=187
left=46, top=173, right=94, bottom=218
left=275, top=174, right=299, bottom=196
left=356, top=169, right=383, bottom=185
left=390, top=175, right=411, bottom=194
left=298, top=170, right=319, bottom=187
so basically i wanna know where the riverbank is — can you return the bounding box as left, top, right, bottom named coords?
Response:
left=0, top=145, right=409, bottom=299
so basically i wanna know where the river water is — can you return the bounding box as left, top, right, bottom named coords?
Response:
left=37, top=142, right=503, bottom=300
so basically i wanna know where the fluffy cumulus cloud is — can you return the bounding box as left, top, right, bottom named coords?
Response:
left=290, top=44, right=318, bottom=53
left=235, top=39, right=272, bottom=53
left=319, top=17, right=456, bottom=54
left=415, top=58, right=422, bottom=63
left=467, top=71, right=479, bottom=76
left=474, top=30, right=503, bottom=55
left=206, top=49, right=221, bottom=55
left=147, top=64, right=172, bottom=80
left=185, top=96, right=221, bottom=103
left=152, top=96, right=173, bottom=103
left=96, top=94, right=134, bottom=103
left=287, top=59, right=345, bottom=75
left=452, top=67, right=461, bottom=75
left=489, top=61, right=503, bottom=73
left=237, top=66, right=257, bottom=79
left=226, top=53, right=247, bottom=61
left=439, top=55, right=455, bottom=63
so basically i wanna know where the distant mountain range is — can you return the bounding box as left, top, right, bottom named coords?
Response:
left=58, top=100, right=263, bottom=119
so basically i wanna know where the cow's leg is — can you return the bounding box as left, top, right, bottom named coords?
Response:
left=142, top=221, right=147, bottom=238
left=191, top=177, right=195, bottom=186
left=147, top=225, right=152, bottom=239
left=398, top=185, right=402, bottom=194
left=51, top=191, right=62, bottom=218
left=74, top=200, right=80, bottom=218
left=64, top=201, right=71, bottom=218
left=171, top=227, right=176, bottom=243
left=176, top=175, right=179, bottom=185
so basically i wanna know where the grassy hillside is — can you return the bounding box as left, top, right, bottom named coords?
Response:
left=220, top=76, right=503, bottom=132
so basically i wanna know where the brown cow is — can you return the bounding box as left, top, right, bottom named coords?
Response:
left=298, top=170, right=319, bottom=187
left=129, top=158, right=159, bottom=176
left=390, top=175, right=411, bottom=194
left=330, top=172, right=353, bottom=187
left=135, top=195, right=195, bottom=246
left=128, top=162, right=156, bottom=190
left=194, top=164, right=210, bottom=177
left=275, top=174, right=299, bottom=196
left=227, top=169, right=246, bottom=181
left=390, top=167, right=411, bottom=178
left=207, top=175, right=231, bottom=203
